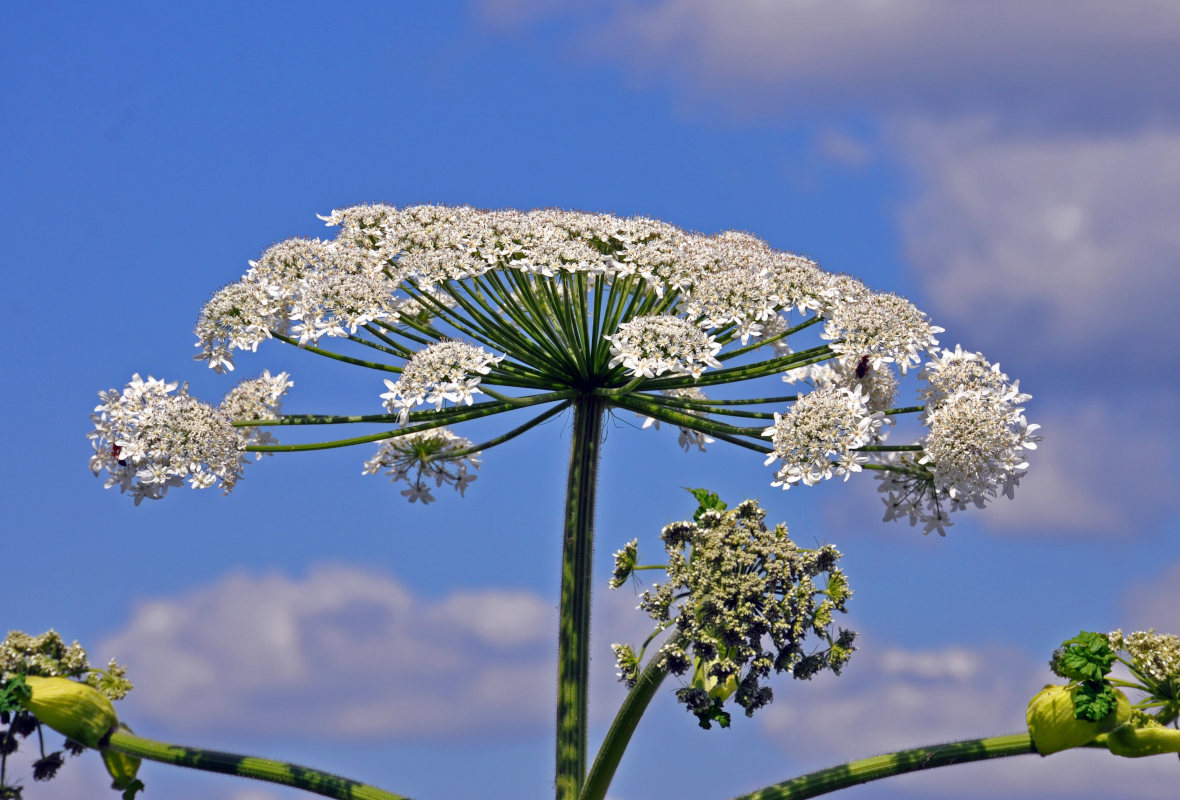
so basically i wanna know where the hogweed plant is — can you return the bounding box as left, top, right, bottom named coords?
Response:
left=4, top=204, right=1171, bottom=799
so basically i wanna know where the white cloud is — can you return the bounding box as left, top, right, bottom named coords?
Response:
left=100, top=565, right=555, bottom=739
left=481, top=0, right=1180, bottom=123
left=897, top=121, right=1180, bottom=358
left=759, top=639, right=1179, bottom=798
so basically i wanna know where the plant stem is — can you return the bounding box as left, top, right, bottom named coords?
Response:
left=580, top=638, right=677, bottom=800
left=730, top=733, right=1041, bottom=800
left=556, top=396, right=606, bottom=800
left=104, top=729, right=412, bottom=800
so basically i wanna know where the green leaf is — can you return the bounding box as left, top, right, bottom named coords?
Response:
left=685, top=488, right=727, bottom=521
left=1052, top=631, right=1116, bottom=683
left=1072, top=680, right=1118, bottom=722
left=0, top=676, right=31, bottom=714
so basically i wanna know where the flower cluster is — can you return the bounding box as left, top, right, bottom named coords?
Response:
left=380, top=340, right=503, bottom=422
left=1108, top=629, right=1180, bottom=688
left=785, top=355, right=899, bottom=414
left=877, top=347, right=1040, bottom=535
left=362, top=428, right=480, bottom=503
left=106, top=203, right=1036, bottom=521
left=90, top=373, right=288, bottom=504
left=615, top=500, right=854, bottom=728
left=606, top=316, right=722, bottom=380
left=218, top=370, right=293, bottom=451
left=823, top=291, right=943, bottom=374
left=0, top=630, right=131, bottom=700
left=762, top=386, right=885, bottom=488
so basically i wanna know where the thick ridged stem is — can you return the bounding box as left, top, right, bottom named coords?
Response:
left=104, top=729, right=411, bottom=800
left=580, top=638, right=677, bottom=800
left=731, top=733, right=1040, bottom=800
left=556, top=396, right=606, bottom=800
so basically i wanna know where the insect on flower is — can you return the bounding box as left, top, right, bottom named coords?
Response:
left=111, top=443, right=127, bottom=467
left=855, top=355, right=872, bottom=379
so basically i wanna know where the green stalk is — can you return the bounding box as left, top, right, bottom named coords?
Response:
left=104, top=729, right=412, bottom=800
left=556, top=396, right=607, bottom=800
left=580, top=639, right=677, bottom=800
left=732, top=733, right=1043, bottom=800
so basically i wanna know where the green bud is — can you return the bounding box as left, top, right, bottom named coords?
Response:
left=102, top=725, right=142, bottom=789
left=691, top=654, right=738, bottom=702
left=1100, top=724, right=1180, bottom=758
left=1026, top=684, right=1130, bottom=755
left=21, top=676, right=118, bottom=748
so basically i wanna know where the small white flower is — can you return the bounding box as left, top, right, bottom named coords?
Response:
left=364, top=428, right=481, bottom=503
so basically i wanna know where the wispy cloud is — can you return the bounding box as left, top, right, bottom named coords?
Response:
left=101, top=565, right=555, bottom=739
left=478, top=0, right=1180, bottom=125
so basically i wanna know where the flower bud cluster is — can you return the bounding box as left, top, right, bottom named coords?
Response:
left=362, top=428, right=479, bottom=503
left=218, top=370, right=293, bottom=452
left=619, top=501, right=854, bottom=728
left=90, top=373, right=288, bottom=504
left=1108, top=629, right=1180, bottom=687
left=762, top=386, right=885, bottom=488
left=823, top=291, right=944, bottom=374
left=380, top=340, right=504, bottom=422
left=0, top=631, right=131, bottom=701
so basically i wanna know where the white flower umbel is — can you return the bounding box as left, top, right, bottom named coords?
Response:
left=606, top=316, right=722, bottom=380
left=362, top=428, right=480, bottom=503
left=785, top=356, right=898, bottom=415
left=920, top=344, right=1029, bottom=411
left=89, top=374, right=246, bottom=504
left=762, top=386, right=885, bottom=488
left=219, top=370, right=294, bottom=454
left=823, top=291, right=944, bottom=374
left=380, top=340, right=504, bottom=423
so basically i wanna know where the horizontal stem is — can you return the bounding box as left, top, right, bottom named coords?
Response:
left=446, top=401, right=571, bottom=458
left=104, top=729, right=411, bottom=800
left=270, top=331, right=402, bottom=374
left=731, top=733, right=1038, bottom=800
left=854, top=445, right=924, bottom=452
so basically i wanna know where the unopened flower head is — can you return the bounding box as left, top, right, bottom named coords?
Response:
left=624, top=500, right=854, bottom=727
left=0, top=630, right=131, bottom=701
left=763, top=386, right=885, bottom=488
left=89, top=374, right=247, bottom=504
left=1108, top=629, right=1180, bottom=687
left=362, top=428, right=480, bottom=503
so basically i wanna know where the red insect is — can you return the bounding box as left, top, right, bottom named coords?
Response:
left=855, top=355, right=872, bottom=379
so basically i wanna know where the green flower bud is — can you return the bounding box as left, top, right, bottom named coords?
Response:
left=691, top=654, right=738, bottom=702
left=101, top=725, right=142, bottom=789
left=21, top=676, right=118, bottom=748
left=1101, top=724, right=1180, bottom=758
left=1026, top=684, right=1130, bottom=755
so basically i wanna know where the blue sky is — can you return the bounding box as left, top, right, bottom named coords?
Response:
left=3, top=3, right=1179, bottom=799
